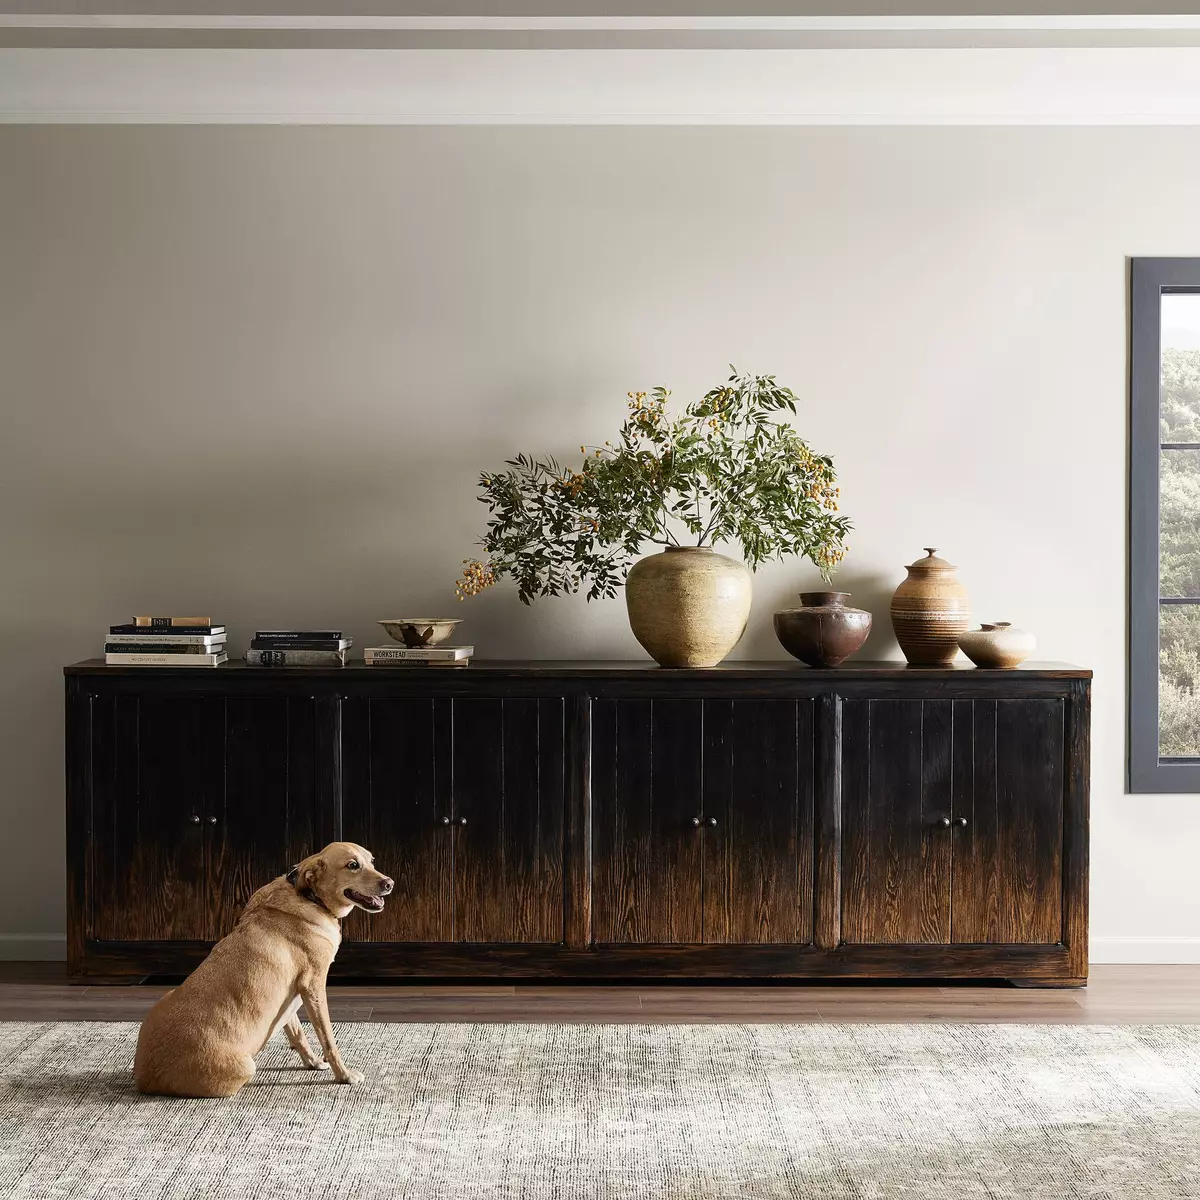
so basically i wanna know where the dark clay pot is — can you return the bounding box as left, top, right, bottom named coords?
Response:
left=774, top=591, right=872, bottom=668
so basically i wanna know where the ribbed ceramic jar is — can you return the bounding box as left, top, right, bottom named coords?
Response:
left=774, top=591, right=873, bottom=668
left=625, top=546, right=752, bottom=668
left=890, top=547, right=970, bottom=666
left=958, top=622, right=1037, bottom=669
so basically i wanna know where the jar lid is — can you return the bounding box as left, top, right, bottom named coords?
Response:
left=906, top=546, right=957, bottom=572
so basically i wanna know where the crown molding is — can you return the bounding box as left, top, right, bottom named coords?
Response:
left=5, top=46, right=1200, bottom=124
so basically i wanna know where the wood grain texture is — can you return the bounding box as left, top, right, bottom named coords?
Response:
left=592, top=698, right=704, bottom=943
left=702, top=699, right=813, bottom=945
left=90, top=693, right=223, bottom=941
left=340, top=696, right=451, bottom=943
left=211, top=696, right=318, bottom=936
left=951, top=700, right=1064, bottom=944
left=67, top=663, right=1091, bottom=984
left=452, top=697, right=564, bottom=943
left=841, top=701, right=951, bottom=944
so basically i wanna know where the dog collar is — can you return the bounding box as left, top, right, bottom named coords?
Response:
left=285, top=865, right=339, bottom=920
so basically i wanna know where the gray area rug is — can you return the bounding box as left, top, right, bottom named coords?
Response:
left=1, top=1022, right=1199, bottom=1199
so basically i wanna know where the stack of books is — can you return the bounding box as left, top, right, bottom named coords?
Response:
left=105, top=617, right=228, bottom=667
left=245, top=630, right=352, bottom=667
left=364, top=644, right=473, bottom=668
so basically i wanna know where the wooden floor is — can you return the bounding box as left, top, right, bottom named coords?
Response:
left=0, top=964, right=1197, bottom=1023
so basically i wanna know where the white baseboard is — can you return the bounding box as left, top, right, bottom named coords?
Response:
left=1090, top=937, right=1200, bottom=964
left=0, top=934, right=67, bottom=962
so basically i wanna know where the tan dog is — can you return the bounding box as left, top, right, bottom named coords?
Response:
left=133, top=842, right=392, bottom=1097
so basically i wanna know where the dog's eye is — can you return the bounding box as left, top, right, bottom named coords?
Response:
left=347, top=860, right=360, bottom=870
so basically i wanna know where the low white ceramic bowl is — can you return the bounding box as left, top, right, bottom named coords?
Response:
left=378, top=618, right=462, bottom=648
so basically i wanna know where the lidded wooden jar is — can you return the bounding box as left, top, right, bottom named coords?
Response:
left=890, top=547, right=970, bottom=666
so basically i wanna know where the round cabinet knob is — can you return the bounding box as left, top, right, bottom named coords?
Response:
left=955, top=816, right=969, bottom=828
left=937, top=816, right=952, bottom=828
left=441, top=816, right=451, bottom=826
left=189, top=814, right=200, bottom=825
left=459, top=817, right=467, bottom=826
left=207, top=815, right=217, bottom=825
left=691, top=816, right=702, bottom=827
left=708, top=817, right=718, bottom=827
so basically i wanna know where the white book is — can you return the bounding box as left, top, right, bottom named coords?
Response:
left=105, top=633, right=226, bottom=647
left=364, top=651, right=470, bottom=667
left=105, top=652, right=229, bottom=667
left=363, top=645, right=473, bottom=661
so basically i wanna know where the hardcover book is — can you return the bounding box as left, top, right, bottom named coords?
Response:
left=364, top=649, right=470, bottom=667
left=134, top=616, right=214, bottom=628
left=363, top=645, right=473, bottom=661
left=110, top=623, right=225, bottom=636
left=104, top=652, right=228, bottom=667
left=249, top=637, right=351, bottom=651
left=245, top=648, right=349, bottom=668
left=104, top=642, right=226, bottom=655
left=105, top=633, right=226, bottom=646
left=254, top=630, right=343, bottom=641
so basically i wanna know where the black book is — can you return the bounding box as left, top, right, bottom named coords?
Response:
left=254, top=630, right=343, bottom=641
left=249, top=637, right=351, bottom=651
left=109, top=623, right=225, bottom=636
left=104, top=642, right=223, bottom=655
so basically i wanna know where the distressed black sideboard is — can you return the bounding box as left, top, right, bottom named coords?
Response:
left=65, top=660, right=1090, bottom=985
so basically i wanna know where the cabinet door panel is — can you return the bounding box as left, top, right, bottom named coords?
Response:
left=842, top=699, right=952, bottom=944
left=951, top=699, right=1064, bottom=944
left=340, top=696, right=452, bottom=943
left=90, top=694, right=222, bottom=941
left=210, top=696, right=318, bottom=937
left=452, top=697, right=564, bottom=943
left=592, top=698, right=703, bottom=944
left=703, top=699, right=814, bottom=945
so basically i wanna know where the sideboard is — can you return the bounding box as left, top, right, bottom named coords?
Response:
left=64, top=660, right=1090, bottom=985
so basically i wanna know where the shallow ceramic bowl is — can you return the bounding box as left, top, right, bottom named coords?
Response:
left=379, top=618, right=462, bottom=648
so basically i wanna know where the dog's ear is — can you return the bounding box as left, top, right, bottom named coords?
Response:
left=298, top=858, right=326, bottom=890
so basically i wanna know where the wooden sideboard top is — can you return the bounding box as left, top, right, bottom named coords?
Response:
left=65, top=659, right=1091, bottom=679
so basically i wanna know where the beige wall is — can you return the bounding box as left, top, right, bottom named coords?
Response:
left=2, top=125, right=1198, bottom=959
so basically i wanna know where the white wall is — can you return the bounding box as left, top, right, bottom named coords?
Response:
left=2, top=125, right=1197, bottom=961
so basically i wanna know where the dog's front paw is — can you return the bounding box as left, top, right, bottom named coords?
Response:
left=335, top=1068, right=365, bottom=1086
left=312, top=1060, right=332, bottom=1071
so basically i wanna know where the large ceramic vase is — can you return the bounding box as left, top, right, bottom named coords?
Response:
left=774, top=591, right=872, bottom=668
left=625, top=545, right=752, bottom=668
left=890, top=547, right=970, bottom=666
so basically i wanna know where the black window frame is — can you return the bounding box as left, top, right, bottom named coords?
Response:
left=1129, top=257, right=1200, bottom=793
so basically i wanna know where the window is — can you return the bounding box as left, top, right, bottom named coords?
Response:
left=1130, top=259, right=1200, bottom=792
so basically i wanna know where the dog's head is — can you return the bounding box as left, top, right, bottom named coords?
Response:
left=287, top=842, right=393, bottom=919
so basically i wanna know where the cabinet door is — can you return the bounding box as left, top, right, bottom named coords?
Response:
left=340, top=696, right=452, bottom=942
left=841, top=699, right=953, bottom=944
left=702, top=699, right=815, bottom=945
left=592, top=698, right=704, bottom=943
left=951, top=699, right=1064, bottom=944
left=90, top=693, right=223, bottom=941
left=209, top=696, right=319, bottom=937
left=452, top=697, right=565, bottom=943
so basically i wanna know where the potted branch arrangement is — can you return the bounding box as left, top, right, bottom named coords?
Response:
left=457, top=368, right=851, bottom=667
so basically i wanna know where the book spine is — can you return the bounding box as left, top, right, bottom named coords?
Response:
left=134, top=616, right=213, bottom=628
left=366, top=647, right=471, bottom=661
left=254, top=630, right=343, bottom=641
left=110, top=627, right=223, bottom=636
left=105, top=653, right=228, bottom=667
left=249, top=638, right=350, bottom=651
left=246, top=649, right=348, bottom=667
left=106, top=634, right=225, bottom=646
left=365, top=654, right=469, bottom=668
left=104, top=642, right=224, bottom=654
